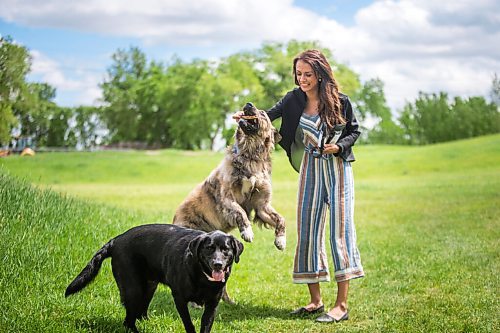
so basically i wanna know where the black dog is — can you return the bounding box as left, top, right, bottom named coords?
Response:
left=65, top=224, right=243, bottom=333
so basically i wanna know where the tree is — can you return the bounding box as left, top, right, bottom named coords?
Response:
left=1, top=37, right=82, bottom=149
left=491, top=73, right=500, bottom=106
left=399, top=92, right=452, bottom=144
left=0, top=36, right=31, bottom=145
left=161, top=59, right=211, bottom=150
left=97, top=41, right=372, bottom=150
left=72, top=106, right=106, bottom=149
left=398, top=103, right=420, bottom=145
left=163, top=53, right=269, bottom=150
left=12, top=82, right=61, bottom=147
left=100, top=47, right=149, bottom=144
left=100, top=48, right=269, bottom=150
left=211, top=54, right=266, bottom=148
left=399, top=92, right=500, bottom=144
left=451, top=96, right=499, bottom=139
left=133, top=61, right=173, bottom=147
left=355, top=78, right=404, bottom=144
left=45, top=107, right=75, bottom=147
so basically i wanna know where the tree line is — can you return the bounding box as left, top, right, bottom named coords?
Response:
left=1, top=36, right=499, bottom=150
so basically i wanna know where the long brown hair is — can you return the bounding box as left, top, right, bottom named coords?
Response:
left=293, top=49, right=345, bottom=129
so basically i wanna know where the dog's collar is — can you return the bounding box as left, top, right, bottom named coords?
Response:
left=232, top=143, right=240, bottom=155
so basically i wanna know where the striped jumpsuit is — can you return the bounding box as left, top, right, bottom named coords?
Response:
left=293, top=113, right=364, bottom=284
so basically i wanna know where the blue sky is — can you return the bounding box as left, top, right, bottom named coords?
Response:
left=294, top=0, right=372, bottom=25
left=1, top=0, right=499, bottom=109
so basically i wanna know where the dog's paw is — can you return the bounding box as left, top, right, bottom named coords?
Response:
left=274, top=235, right=286, bottom=250
left=222, top=295, right=236, bottom=305
left=240, top=226, right=254, bottom=243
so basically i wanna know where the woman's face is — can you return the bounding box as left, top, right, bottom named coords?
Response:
left=295, top=60, right=318, bottom=94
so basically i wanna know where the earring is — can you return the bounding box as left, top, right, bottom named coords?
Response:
left=318, top=78, right=322, bottom=82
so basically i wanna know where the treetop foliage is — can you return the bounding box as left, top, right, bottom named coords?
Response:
left=1, top=37, right=498, bottom=149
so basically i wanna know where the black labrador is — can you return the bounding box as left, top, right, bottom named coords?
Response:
left=65, top=224, right=244, bottom=333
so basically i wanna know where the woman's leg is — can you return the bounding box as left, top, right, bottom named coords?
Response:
left=303, top=283, right=323, bottom=310
left=327, top=280, right=349, bottom=318
left=292, top=155, right=329, bottom=312
left=293, top=156, right=330, bottom=284
left=323, top=158, right=364, bottom=318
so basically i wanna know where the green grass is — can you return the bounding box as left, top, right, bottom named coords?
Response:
left=1, top=134, right=499, bottom=332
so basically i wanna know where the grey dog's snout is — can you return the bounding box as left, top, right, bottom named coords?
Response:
left=238, top=102, right=259, bottom=135
left=243, top=102, right=254, bottom=113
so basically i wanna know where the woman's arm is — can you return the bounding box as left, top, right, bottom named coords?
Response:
left=233, top=96, right=285, bottom=121
left=266, top=96, right=285, bottom=121
left=335, top=96, right=360, bottom=153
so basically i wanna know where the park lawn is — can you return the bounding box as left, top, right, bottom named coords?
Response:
left=0, top=134, right=499, bottom=332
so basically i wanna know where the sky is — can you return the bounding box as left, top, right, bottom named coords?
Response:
left=1, top=0, right=499, bottom=111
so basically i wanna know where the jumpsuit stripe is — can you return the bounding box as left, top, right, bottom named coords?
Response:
left=293, top=114, right=364, bottom=284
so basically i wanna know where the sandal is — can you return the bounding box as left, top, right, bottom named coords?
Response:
left=290, top=304, right=325, bottom=316
left=316, top=311, right=349, bottom=323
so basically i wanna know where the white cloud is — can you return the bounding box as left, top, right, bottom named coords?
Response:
left=1, top=0, right=304, bottom=44
left=3, top=0, right=499, bottom=109
left=29, top=50, right=103, bottom=106
left=345, top=0, right=500, bottom=109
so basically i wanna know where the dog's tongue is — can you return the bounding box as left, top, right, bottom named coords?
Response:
left=212, top=270, right=225, bottom=282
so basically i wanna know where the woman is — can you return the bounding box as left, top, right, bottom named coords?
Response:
left=266, top=49, right=364, bottom=323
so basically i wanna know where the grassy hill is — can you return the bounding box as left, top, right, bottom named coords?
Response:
left=1, top=134, right=499, bottom=332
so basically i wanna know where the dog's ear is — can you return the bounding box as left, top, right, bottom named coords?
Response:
left=273, top=128, right=282, bottom=143
left=188, top=234, right=207, bottom=259
left=229, top=235, right=244, bottom=264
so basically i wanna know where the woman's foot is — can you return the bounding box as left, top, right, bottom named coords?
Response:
left=324, top=305, right=348, bottom=321
left=290, top=302, right=324, bottom=316
left=316, top=310, right=349, bottom=323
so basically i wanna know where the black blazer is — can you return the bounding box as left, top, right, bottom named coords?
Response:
left=267, top=88, right=360, bottom=171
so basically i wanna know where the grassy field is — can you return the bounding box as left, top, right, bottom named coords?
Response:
left=1, top=134, right=499, bottom=332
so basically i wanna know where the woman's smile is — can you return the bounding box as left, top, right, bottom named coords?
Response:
left=296, top=60, right=318, bottom=93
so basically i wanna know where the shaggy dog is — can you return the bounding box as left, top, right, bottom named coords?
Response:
left=65, top=224, right=243, bottom=333
left=173, top=102, right=286, bottom=250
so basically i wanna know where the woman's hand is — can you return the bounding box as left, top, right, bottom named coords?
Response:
left=323, top=143, right=340, bottom=154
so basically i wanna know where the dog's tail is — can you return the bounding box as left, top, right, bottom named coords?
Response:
left=65, top=239, right=113, bottom=297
